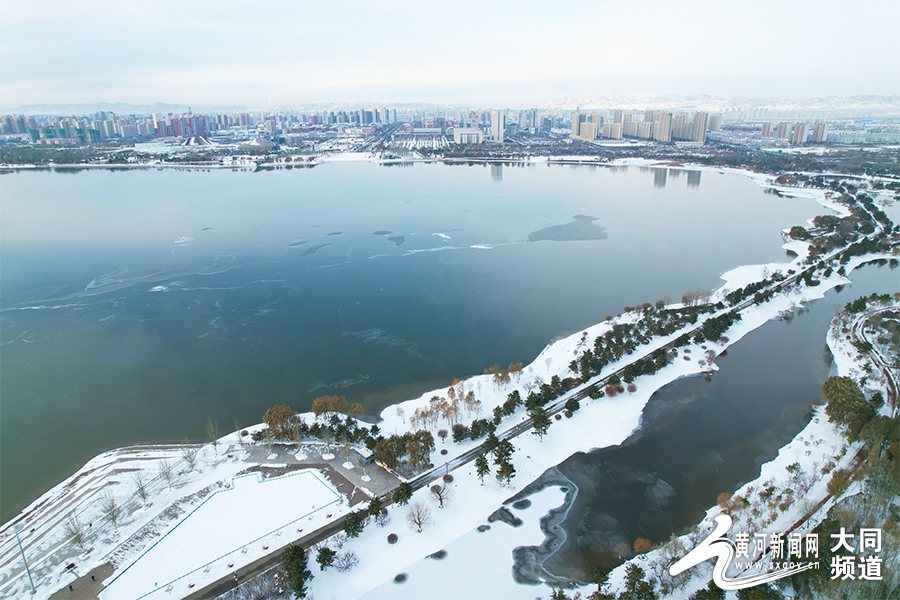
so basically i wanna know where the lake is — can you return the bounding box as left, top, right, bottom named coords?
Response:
left=0, top=162, right=825, bottom=522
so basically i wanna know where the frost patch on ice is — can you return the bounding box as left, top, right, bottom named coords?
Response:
left=401, top=246, right=463, bottom=256
left=432, top=233, right=451, bottom=240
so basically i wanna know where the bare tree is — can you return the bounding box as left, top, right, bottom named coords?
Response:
left=339, top=434, right=351, bottom=461
left=334, top=551, right=359, bottom=572
left=233, top=417, right=245, bottom=449
left=63, top=512, right=89, bottom=552
left=320, top=427, right=335, bottom=457
left=100, top=493, right=124, bottom=532
left=132, top=472, right=148, bottom=504
left=205, top=418, right=220, bottom=455
left=158, top=458, right=175, bottom=487
left=375, top=511, right=391, bottom=527
left=181, top=440, right=199, bottom=471
left=406, top=501, right=432, bottom=533
left=430, top=484, right=452, bottom=509
left=292, top=423, right=304, bottom=451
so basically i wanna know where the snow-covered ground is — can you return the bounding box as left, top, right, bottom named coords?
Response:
left=593, top=297, right=896, bottom=600
left=360, top=487, right=567, bottom=600
left=101, top=470, right=345, bottom=600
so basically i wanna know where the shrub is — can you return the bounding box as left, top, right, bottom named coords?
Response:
left=387, top=533, right=398, bottom=544
left=827, top=469, right=853, bottom=496
left=633, top=537, right=652, bottom=554
left=334, top=551, right=359, bottom=572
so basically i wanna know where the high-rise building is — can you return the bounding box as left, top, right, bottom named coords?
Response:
left=652, top=111, right=672, bottom=142
left=708, top=114, right=722, bottom=131
left=811, top=123, right=827, bottom=143
left=776, top=122, right=789, bottom=138
left=579, top=122, right=597, bottom=140
left=761, top=123, right=772, bottom=137
left=637, top=122, right=652, bottom=140
left=571, top=113, right=584, bottom=137
left=691, top=111, right=708, bottom=144
left=602, top=122, right=623, bottom=139
left=491, top=110, right=505, bottom=142
left=672, top=113, right=690, bottom=140
left=613, top=109, right=624, bottom=123
left=790, top=123, right=806, bottom=144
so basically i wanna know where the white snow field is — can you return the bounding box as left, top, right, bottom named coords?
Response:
left=361, top=487, right=568, bottom=600
left=100, top=469, right=344, bottom=600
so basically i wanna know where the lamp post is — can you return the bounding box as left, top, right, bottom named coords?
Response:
left=13, top=524, right=36, bottom=595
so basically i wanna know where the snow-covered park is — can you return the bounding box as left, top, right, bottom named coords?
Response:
left=101, top=470, right=344, bottom=600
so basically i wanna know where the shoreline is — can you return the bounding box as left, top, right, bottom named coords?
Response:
left=1, top=165, right=894, bottom=598
left=595, top=294, right=897, bottom=599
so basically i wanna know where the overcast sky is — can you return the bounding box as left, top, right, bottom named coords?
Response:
left=1, top=0, right=898, bottom=110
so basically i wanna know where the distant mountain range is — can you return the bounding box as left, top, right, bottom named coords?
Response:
left=525, top=94, right=900, bottom=113
left=10, top=95, right=900, bottom=116
left=11, top=102, right=251, bottom=116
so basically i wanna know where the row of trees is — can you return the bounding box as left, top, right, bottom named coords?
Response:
left=310, top=395, right=363, bottom=421
left=373, top=431, right=435, bottom=474
left=483, top=361, right=524, bottom=387
left=476, top=433, right=517, bottom=485
left=570, top=303, right=715, bottom=385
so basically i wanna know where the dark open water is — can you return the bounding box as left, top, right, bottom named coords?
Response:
left=0, top=162, right=827, bottom=522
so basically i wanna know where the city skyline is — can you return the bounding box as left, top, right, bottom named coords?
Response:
left=1, top=0, right=898, bottom=112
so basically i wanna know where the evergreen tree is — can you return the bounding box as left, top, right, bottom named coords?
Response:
left=475, top=454, right=490, bottom=485
left=529, top=406, right=551, bottom=440
left=618, top=564, right=657, bottom=600
left=316, top=546, right=336, bottom=571
left=483, top=430, right=500, bottom=457
left=392, top=482, right=413, bottom=505
left=343, top=512, right=364, bottom=538
left=493, top=439, right=514, bottom=465
left=689, top=580, right=724, bottom=600
left=367, top=495, right=384, bottom=518
left=497, top=459, right=516, bottom=485
left=283, top=545, right=313, bottom=599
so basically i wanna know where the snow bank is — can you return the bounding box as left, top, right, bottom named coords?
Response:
left=319, top=152, right=375, bottom=163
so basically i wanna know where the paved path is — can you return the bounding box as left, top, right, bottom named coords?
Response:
left=48, top=563, right=113, bottom=600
